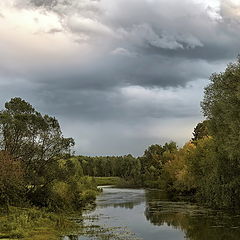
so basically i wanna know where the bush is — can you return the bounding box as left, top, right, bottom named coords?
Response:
left=45, top=178, right=98, bottom=211
left=0, top=151, right=25, bottom=206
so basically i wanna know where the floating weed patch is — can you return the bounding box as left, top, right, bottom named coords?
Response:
left=66, top=226, right=142, bottom=240
left=63, top=213, right=143, bottom=240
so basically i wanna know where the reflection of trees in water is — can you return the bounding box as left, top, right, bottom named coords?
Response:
left=64, top=236, right=78, bottom=240
left=145, top=190, right=240, bottom=240
left=97, top=199, right=143, bottom=209
left=96, top=190, right=146, bottom=209
left=113, top=201, right=140, bottom=209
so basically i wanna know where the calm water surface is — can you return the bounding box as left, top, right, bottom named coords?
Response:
left=65, top=187, right=240, bottom=240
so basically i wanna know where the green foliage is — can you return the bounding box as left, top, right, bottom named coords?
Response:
left=139, top=142, right=178, bottom=187
left=160, top=142, right=196, bottom=194
left=192, top=120, right=210, bottom=142
left=0, top=98, right=98, bottom=212
left=0, top=151, right=25, bottom=206
left=202, top=58, right=240, bottom=158
left=185, top=137, right=219, bottom=205
left=200, top=57, right=240, bottom=209
left=29, top=157, right=97, bottom=211
left=0, top=98, right=75, bottom=202
left=48, top=179, right=97, bottom=211
left=78, top=154, right=142, bottom=184
left=77, top=142, right=179, bottom=189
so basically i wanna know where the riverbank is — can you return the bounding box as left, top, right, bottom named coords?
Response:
left=94, top=177, right=122, bottom=186
left=0, top=207, right=84, bottom=240
left=94, top=177, right=142, bottom=188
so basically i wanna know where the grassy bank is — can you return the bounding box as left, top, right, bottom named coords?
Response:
left=0, top=207, right=81, bottom=240
left=94, top=177, right=122, bottom=186
left=94, top=177, right=142, bottom=188
left=0, top=204, right=141, bottom=240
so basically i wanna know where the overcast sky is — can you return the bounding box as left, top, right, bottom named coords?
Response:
left=0, top=0, right=240, bottom=156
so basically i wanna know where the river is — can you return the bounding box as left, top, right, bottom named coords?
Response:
left=64, top=186, right=240, bottom=240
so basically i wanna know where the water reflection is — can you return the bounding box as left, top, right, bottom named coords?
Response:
left=145, top=189, right=240, bottom=240
left=96, top=187, right=145, bottom=209
left=63, top=236, right=89, bottom=240
left=63, top=236, right=78, bottom=240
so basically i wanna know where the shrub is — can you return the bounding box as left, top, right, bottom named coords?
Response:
left=0, top=151, right=25, bottom=206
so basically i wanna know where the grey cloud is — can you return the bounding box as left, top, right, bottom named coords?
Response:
left=31, top=78, right=206, bottom=123
left=33, top=54, right=220, bottom=91
left=29, top=0, right=103, bottom=17
left=66, top=15, right=113, bottom=36
left=47, top=28, right=62, bottom=34
left=23, top=0, right=240, bottom=61
left=123, top=24, right=184, bottom=50
left=111, top=48, right=136, bottom=57
left=31, top=0, right=57, bottom=7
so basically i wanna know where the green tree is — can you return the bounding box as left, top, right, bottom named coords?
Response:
left=0, top=151, right=25, bottom=207
left=201, top=57, right=240, bottom=208
left=0, top=98, right=74, bottom=201
left=140, top=144, right=164, bottom=175
left=192, top=120, right=210, bottom=142
left=160, top=142, right=196, bottom=193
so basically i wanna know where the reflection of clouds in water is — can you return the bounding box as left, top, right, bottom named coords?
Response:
left=96, top=187, right=146, bottom=209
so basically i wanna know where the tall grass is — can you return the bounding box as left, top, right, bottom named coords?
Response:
left=0, top=207, right=79, bottom=240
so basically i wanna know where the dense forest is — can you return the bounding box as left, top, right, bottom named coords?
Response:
left=1, top=57, right=240, bottom=238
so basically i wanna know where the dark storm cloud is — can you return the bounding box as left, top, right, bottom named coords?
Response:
left=1, top=0, right=240, bottom=155
left=26, top=75, right=206, bottom=141
left=28, top=54, right=215, bottom=91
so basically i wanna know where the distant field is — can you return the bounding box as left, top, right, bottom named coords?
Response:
left=94, top=177, right=121, bottom=186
